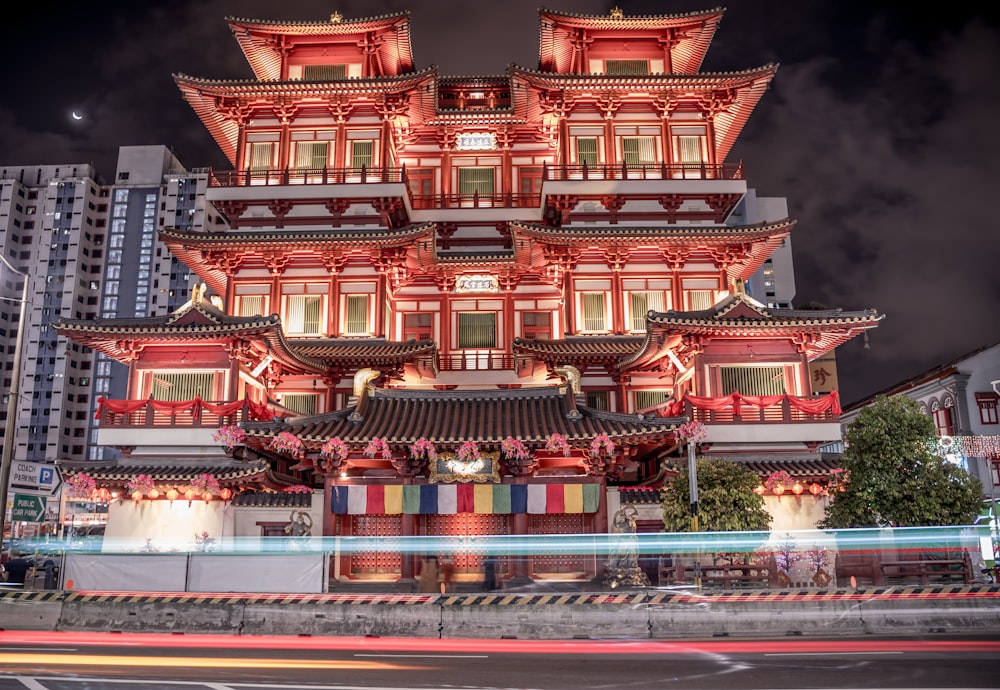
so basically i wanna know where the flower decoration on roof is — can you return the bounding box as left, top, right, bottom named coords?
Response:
left=409, top=438, right=438, bottom=462
left=544, top=433, right=572, bottom=457
left=127, top=474, right=154, bottom=496
left=457, top=441, right=481, bottom=462
left=500, top=437, right=530, bottom=461
left=192, top=473, right=220, bottom=497
left=589, top=433, right=616, bottom=459
left=270, top=431, right=304, bottom=457
left=320, top=437, right=350, bottom=462
left=212, top=424, right=246, bottom=450
left=66, top=472, right=96, bottom=500
left=676, top=420, right=707, bottom=444
left=283, top=485, right=313, bottom=494
left=764, top=470, right=792, bottom=495
left=364, top=437, right=393, bottom=460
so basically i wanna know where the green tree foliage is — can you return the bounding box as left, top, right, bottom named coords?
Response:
left=821, top=396, right=982, bottom=528
left=661, top=457, right=772, bottom=532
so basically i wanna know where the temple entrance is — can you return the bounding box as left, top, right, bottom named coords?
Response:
left=530, top=514, right=591, bottom=579
left=347, top=514, right=402, bottom=577
left=426, top=513, right=509, bottom=575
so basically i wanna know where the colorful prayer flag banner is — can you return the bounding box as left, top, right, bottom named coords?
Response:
left=331, top=483, right=599, bottom=515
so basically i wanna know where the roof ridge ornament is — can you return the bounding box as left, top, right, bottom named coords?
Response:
left=330, top=11, right=344, bottom=24
left=610, top=6, right=624, bottom=20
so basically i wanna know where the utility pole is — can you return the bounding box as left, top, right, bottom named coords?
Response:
left=0, top=255, right=29, bottom=548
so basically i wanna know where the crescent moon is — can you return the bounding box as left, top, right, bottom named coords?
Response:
left=71, top=111, right=83, bottom=121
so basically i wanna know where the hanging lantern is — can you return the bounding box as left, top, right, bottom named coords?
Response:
left=185, top=489, right=196, bottom=503
left=772, top=483, right=785, bottom=496
left=131, top=491, right=143, bottom=502
left=148, top=488, right=160, bottom=500
left=754, top=485, right=765, bottom=496
left=220, top=487, right=232, bottom=501
left=202, top=491, right=213, bottom=502
left=809, top=483, right=822, bottom=496
left=166, top=488, right=179, bottom=502
left=98, top=487, right=111, bottom=502
left=792, top=481, right=804, bottom=496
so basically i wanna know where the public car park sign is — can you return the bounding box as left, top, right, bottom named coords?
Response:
left=11, top=493, right=46, bottom=523
left=10, top=461, right=62, bottom=497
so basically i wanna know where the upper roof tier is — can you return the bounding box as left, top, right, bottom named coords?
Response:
left=537, top=6, right=725, bottom=74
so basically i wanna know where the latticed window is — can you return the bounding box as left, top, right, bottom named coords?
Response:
left=294, top=142, right=328, bottom=170
left=630, top=291, right=665, bottom=332
left=351, top=141, right=373, bottom=170
left=150, top=372, right=214, bottom=401
left=282, top=393, right=318, bottom=415
left=286, top=295, right=322, bottom=335
left=403, top=312, right=432, bottom=341
left=720, top=366, right=785, bottom=396
left=677, top=136, right=705, bottom=164
left=687, top=290, right=715, bottom=311
left=458, top=167, right=495, bottom=196
left=622, top=136, right=655, bottom=165
left=575, top=137, right=599, bottom=166
left=238, top=295, right=263, bottom=317
left=586, top=390, right=610, bottom=411
left=605, top=59, right=649, bottom=75
left=248, top=142, right=274, bottom=171
left=303, top=64, right=347, bottom=80
left=344, top=294, right=370, bottom=336
left=634, top=389, right=671, bottom=411
left=581, top=292, right=606, bottom=332
left=458, top=312, right=496, bottom=348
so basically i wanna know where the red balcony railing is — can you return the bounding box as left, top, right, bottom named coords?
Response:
left=682, top=392, right=842, bottom=424
left=437, top=353, right=517, bottom=372
left=542, top=161, right=744, bottom=182
left=209, top=166, right=409, bottom=188
left=409, top=192, right=541, bottom=210
left=96, top=397, right=272, bottom=429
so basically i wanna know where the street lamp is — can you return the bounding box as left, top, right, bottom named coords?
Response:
left=0, top=255, right=29, bottom=547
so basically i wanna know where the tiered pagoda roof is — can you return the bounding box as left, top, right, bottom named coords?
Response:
left=58, top=457, right=293, bottom=492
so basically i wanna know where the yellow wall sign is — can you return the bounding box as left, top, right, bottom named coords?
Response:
left=809, top=351, right=839, bottom=393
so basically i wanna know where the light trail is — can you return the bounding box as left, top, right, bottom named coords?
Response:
left=0, top=652, right=428, bottom=671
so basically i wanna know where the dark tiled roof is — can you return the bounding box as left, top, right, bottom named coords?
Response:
left=232, top=491, right=313, bottom=508
left=619, top=486, right=663, bottom=505
left=292, top=337, right=436, bottom=364
left=513, top=336, right=644, bottom=360
left=725, top=454, right=841, bottom=480
left=245, top=385, right=680, bottom=448
left=58, top=457, right=272, bottom=485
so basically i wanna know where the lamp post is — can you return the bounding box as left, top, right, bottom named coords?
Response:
left=0, top=255, right=28, bottom=547
left=687, top=438, right=699, bottom=532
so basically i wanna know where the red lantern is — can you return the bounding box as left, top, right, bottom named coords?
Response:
left=148, top=488, right=160, bottom=500
left=166, top=488, right=179, bottom=502
left=220, top=487, right=232, bottom=501
left=202, top=491, right=213, bottom=502
left=772, top=484, right=785, bottom=496
left=792, top=481, right=804, bottom=496
left=131, top=491, right=143, bottom=502
left=809, top=483, right=822, bottom=496
left=754, top=485, right=765, bottom=496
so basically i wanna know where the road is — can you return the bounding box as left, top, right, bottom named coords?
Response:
left=0, top=631, right=998, bottom=689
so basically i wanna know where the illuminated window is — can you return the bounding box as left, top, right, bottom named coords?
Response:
left=350, top=141, right=373, bottom=170
left=720, top=366, right=785, bottom=397
left=605, top=59, right=649, bottom=75
left=403, top=312, right=433, bottom=341
left=458, top=167, right=495, bottom=196
left=286, top=295, right=323, bottom=335
left=621, top=136, right=655, bottom=165
left=344, top=294, right=370, bottom=336
left=575, top=137, right=599, bottom=166
left=237, top=295, right=264, bottom=317
left=458, top=312, right=496, bottom=348
left=149, top=372, right=215, bottom=401
left=629, top=291, right=666, bottom=332
left=294, top=142, right=329, bottom=170
left=586, top=391, right=610, bottom=410
left=248, top=142, right=274, bottom=171
left=303, top=64, right=347, bottom=80
left=634, top=390, right=671, bottom=411
left=686, top=290, right=715, bottom=311
left=282, top=393, right=319, bottom=415
left=521, top=311, right=552, bottom=340
left=580, top=292, right=607, bottom=332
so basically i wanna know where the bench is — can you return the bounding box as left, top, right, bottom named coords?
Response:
left=879, top=553, right=974, bottom=586
left=659, top=557, right=778, bottom=590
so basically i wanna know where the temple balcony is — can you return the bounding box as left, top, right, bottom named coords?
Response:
left=94, top=398, right=266, bottom=456
left=206, top=166, right=411, bottom=205
left=685, top=395, right=843, bottom=447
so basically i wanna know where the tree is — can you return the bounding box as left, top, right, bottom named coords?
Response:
left=820, top=396, right=982, bottom=528
left=661, top=457, right=772, bottom=532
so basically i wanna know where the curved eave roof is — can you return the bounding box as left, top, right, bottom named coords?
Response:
left=244, top=385, right=680, bottom=447
left=512, top=336, right=644, bottom=362
left=538, top=7, right=724, bottom=74
left=292, top=337, right=437, bottom=365
left=510, top=64, right=777, bottom=161
left=159, top=223, right=437, bottom=298
left=58, top=458, right=281, bottom=488
left=54, top=302, right=327, bottom=374
left=174, top=70, right=435, bottom=165
left=227, top=12, right=414, bottom=81
left=511, top=219, right=794, bottom=244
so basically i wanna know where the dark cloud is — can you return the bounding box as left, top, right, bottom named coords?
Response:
left=1, top=1, right=997, bottom=404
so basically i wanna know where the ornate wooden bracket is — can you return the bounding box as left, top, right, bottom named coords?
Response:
left=267, top=200, right=294, bottom=228
left=263, top=251, right=291, bottom=277
left=214, top=200, right=248, bottom=228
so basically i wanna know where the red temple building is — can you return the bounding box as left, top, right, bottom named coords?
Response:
left=56, top=7, right=881, bottom=588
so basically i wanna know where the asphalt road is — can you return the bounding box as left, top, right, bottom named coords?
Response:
left=0, top=631, right=998, bottom=689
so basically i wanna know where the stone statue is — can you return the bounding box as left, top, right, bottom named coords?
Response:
left=604, top=505, right=650, bottom=588
left=285, top=510, right=313, bottom=538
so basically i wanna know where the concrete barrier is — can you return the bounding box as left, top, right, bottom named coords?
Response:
left=3, top=588, right=999, bottom=638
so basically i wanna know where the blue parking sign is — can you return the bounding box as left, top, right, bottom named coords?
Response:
left=39, top=466, right=55, bottom=486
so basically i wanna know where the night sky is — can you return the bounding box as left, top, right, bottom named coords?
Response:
left=2, top=1, right=998, bottom=405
